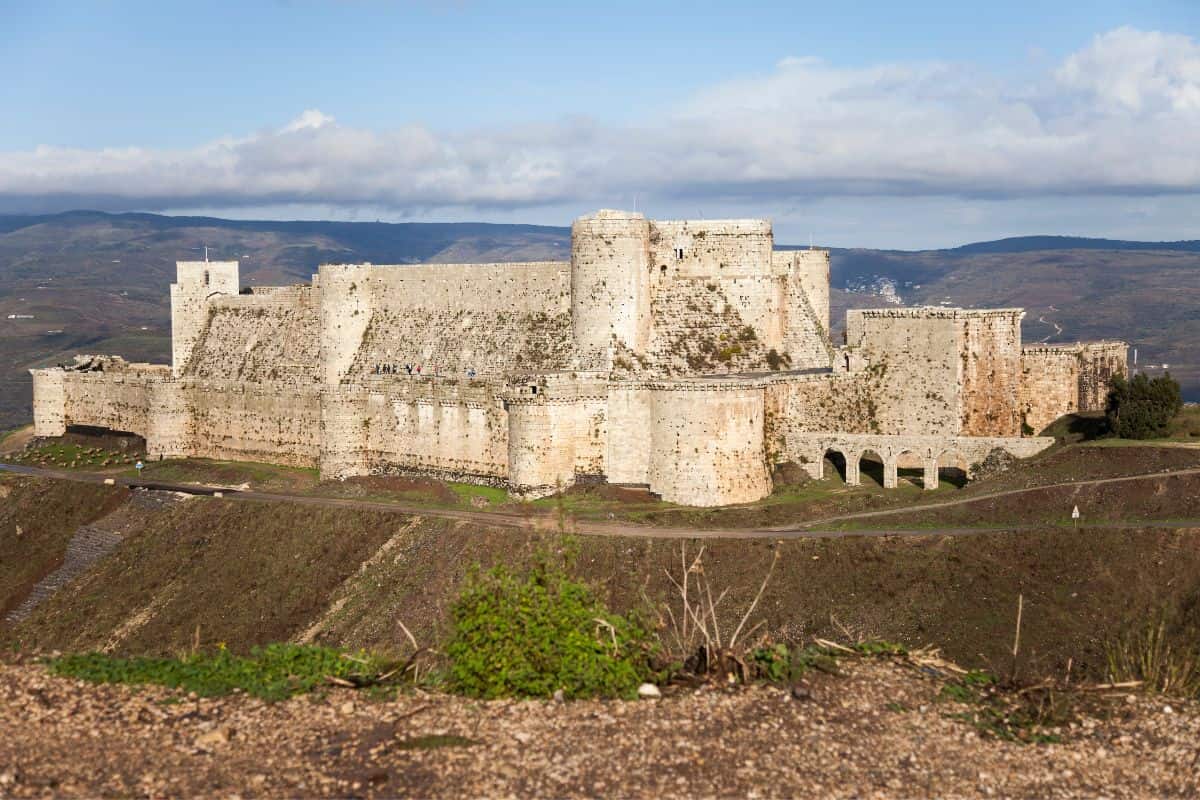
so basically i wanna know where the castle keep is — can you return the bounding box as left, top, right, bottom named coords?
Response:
left=30, top=210, right=1127, bottom=506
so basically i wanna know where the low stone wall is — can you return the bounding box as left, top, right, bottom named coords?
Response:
left=782, top=432, right=1054, bottom=489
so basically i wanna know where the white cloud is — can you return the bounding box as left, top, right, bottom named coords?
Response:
left=2, top=26, right=1198, bottom=217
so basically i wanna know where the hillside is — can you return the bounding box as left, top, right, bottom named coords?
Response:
left=3, top=440, right=1199, bottom=797
left=2, top=211, right=1197, bottom=429
left=5, top=438, right=1200, bottom=678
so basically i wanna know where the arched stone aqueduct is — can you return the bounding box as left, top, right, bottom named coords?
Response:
left=787, top=433, right=1055, bottom=490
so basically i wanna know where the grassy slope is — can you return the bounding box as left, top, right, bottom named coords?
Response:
left=0, top=475, right=129, bottom=618
left=3, top=473, right=1199, bottom=683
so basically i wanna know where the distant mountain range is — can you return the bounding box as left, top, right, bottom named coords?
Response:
left=1, top=211, right=1196, bottom=429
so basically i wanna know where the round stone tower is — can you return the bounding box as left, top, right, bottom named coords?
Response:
left=570, top=210, right=651, bottom=368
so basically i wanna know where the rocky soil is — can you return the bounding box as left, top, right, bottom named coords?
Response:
left=0, top=659, right=1196, bottom=798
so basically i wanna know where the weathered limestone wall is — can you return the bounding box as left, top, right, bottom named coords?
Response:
left=649, top=219, right=774, bottom=279
left=364, top=381, right=509, bottom=483
left=636, top=279, right=780, bottom=376
left=30, top=369, right=66, bottom=436
left=323, top=260, right=572, bottom=383
left=507, top=377, right=609, bottom=494
left=840, top=308, right=1024, bottom=438
left=764, top=373, right=880, bottom=451
left=319, top=265, right=374, bottom=385
left=185, top=288, right=321, bottom=385
left=959, top=311, right=1024, bottom=437
left=170, top=261, right=239, bottom=376
left=1019, top=341, right=1128, bottom=432
left=348, top=309, right=573, bottom=380
left=571, top=211, right=652, bottom=366
left=367, top=261, right=570, bottom=313
left=1078, top=342, right=1128, bottom=410
left=647, top=382, right=771, bottom=506
left=57, top=371, right=163, bottom=437
left=1020, top=348, right=1080, bottom=433
left=183, top=381, right=321, bottom=467
left=604, top=386, right=653, bottom=484
left=776, top=250, right=833, bottom=369
left=845, top=310, right=962, bottom=435
left=320, top=380, right=514, bottom=485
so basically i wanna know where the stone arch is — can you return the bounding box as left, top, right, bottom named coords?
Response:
left=851, top=447, right=887, bottom=488
left=819, top=446, right=849, bottom=482
left=891, top=448, right=924, bottom=489
left=932, top=448, right=970, bottom=490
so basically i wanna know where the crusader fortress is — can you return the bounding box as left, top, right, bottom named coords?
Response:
left=30, top=210, right=1128, bottom=506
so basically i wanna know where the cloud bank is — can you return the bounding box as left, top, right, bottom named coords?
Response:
left=2, top=27, right=1198, bottom=219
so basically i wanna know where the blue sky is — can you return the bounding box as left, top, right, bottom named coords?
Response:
left=2, top=0, right=1198, bottom=247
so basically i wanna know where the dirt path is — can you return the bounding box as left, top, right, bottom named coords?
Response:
left=0, top=425, right=34, bottom=455
left=4, top=462, right=1200, bottom=540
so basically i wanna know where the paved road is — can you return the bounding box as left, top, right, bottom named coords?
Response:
left=3, top=461, right=1200, bottom=540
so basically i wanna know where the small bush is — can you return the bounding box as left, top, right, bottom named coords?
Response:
left=1105, top=373, right=1183, bottom=440
left=46, top=644, right=392, bottom=701
left=446, top=558, right=654, bottom=699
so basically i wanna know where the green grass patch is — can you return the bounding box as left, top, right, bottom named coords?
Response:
left=10, top=441, right=136, bottom=469
left=447, top=482, right=510, bottom=506
left=45, top=644, right=397, bottom=701
left=133, top=458, right=318, bottom=485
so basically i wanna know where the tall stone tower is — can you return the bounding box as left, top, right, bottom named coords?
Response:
left=570, top=210, right=652, bottom=368
left=170, top=260, right=239, bottom=376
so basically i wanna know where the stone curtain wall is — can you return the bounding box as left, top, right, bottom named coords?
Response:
left=958, top=310, right=1024, bottom=437
left=1078, top=342, right=1128, bottom=410
left=648, top=219, right=774, bottom=279
left=625, top=279, right=777, bottom=376
left=1019, top=341, right=1128, bottom=433
left=184, top=381, right=322, bottom=467
left=845, top=310, right=962, bottom=435
left=1020, top=348, right=1081, bottom=433
left=321, top=261, right=571, bottom=384
left=347, top=309, right=573, bottom=380
left=184, top=289, right=322, bottom=385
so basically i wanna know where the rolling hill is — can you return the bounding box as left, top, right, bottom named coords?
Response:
left=1, top=211, right=1195, bottom=430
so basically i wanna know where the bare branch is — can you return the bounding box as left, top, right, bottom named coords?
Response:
left=729, top=549, right=780, bottom=648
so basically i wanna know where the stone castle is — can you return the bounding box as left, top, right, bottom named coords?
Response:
left=30, top=210, right=1128, bottom=506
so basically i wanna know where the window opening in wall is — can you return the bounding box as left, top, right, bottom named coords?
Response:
left=530, top=385, right=538, bottom=395
left=675, top=247, right=684, bottom=259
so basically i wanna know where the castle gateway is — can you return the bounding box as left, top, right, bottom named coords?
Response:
left=31, top=210, right=1126, bottom=506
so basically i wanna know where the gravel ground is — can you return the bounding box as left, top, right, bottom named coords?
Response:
left=0, top=659, right=1197, bottom=799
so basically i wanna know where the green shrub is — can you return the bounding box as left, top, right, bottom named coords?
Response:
left=445, top=559, right=653, bottom=699
left=1105, top=373, right=1183, bottom=439
left=46, top=644, right=390, bottom=701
